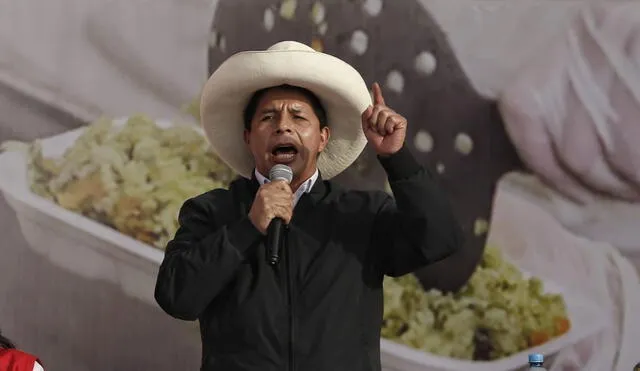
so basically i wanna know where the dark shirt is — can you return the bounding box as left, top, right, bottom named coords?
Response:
left=154, top=145, right=464, bottom=371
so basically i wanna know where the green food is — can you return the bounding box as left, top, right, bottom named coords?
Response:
left=2, top=116, right=570, bottom=361
left=383, top=247, right=571, bottom=360
left=13, top=115, right=235, bottom=248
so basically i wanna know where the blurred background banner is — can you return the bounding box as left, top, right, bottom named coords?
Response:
left=0, top=0, right=585, bottom=121
left=0, top=0, right=639, bottom=370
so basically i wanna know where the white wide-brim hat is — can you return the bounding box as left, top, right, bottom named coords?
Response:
left=200, top=41, right=372, bottom=179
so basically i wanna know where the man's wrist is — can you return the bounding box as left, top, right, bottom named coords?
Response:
left=377, top=144, right=421, bottom=181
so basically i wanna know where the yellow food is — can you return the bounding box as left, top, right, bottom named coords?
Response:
left=20, top=115, right=235, bottom=249
left=382, top=247, right=571, bottom=360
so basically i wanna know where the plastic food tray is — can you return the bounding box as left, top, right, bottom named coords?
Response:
left=0, top=119, right=606, bottom=371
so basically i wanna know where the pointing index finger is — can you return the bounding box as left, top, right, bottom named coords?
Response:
left=372, top=82, right=385, bottom=106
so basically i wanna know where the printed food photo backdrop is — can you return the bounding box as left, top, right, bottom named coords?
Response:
left=0, top=0, right=639, bottom=370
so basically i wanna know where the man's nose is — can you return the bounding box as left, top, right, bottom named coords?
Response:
left=274, top=116, right=293, bottom=133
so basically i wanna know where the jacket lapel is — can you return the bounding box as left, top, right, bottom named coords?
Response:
left=292, top=172, right=327, bottom=226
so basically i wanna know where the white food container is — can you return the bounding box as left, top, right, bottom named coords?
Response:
left=0, top=119, right=607, bottom=371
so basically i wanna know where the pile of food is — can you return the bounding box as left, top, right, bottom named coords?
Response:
left=4, top=117, right=570, bottom=361
left=383, top=247, right=571, bottom=360
left=13, top=115, right=236, bottom=249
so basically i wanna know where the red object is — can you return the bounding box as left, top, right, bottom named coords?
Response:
left=0, top=348, right=40, bottom=371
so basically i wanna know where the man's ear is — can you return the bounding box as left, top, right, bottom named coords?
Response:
left=243, top=129, right=250, bottom=146
left=318, top=126, right=330, bottom=152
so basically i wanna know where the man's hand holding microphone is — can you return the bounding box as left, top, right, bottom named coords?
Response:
left=248, top=165, right=295, bottom=265
left=248, top=180, right=293, bottom=234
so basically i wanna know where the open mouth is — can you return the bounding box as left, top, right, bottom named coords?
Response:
left=271, top=144, right=299, bottom=163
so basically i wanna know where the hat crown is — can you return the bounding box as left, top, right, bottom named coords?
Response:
left=267, top=41, right=315, bottom=52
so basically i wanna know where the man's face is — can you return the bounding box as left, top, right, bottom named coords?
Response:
left=244, top=87, right=330, bottom=181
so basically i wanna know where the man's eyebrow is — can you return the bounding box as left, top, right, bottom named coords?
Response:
left=259, top=107, right=278, bottom=114
left=288, top=105, right=305, bottom=113
left=259, top=106, right=307, bottom=114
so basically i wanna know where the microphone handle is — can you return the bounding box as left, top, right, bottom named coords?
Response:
left=267, top=218, right=283, bottom=265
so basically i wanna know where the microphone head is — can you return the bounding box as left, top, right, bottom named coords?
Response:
left=269, top=164, right=293, bottom=184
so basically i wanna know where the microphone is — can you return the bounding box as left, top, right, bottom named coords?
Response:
left=267, top=164, right=293, bottom=265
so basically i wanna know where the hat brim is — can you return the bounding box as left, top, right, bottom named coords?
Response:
left=200, top=48, right=372, bottom=179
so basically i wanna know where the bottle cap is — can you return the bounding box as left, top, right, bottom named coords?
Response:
left=528, top=353, right=544, bottom=363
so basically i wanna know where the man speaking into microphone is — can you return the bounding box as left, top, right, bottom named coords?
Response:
left=154, top=41, right=463, bottom=371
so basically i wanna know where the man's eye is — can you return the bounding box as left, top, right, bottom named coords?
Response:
left=261, top=115, right=273, bottom=121
left=294, top=115, right=305, bottom=120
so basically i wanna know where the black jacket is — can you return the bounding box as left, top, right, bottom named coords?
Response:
left=154, top=145, right=464, bottom=371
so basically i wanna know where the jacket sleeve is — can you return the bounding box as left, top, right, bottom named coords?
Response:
left=372, top=144, right=464, bottom=277
left=154, top=193, right=262, bottom=320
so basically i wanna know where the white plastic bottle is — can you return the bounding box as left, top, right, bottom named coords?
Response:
left=528, top=353, right=547, bottom=371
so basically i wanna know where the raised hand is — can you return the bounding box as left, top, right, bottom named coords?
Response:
left=361, top=82, right=407, bottom=156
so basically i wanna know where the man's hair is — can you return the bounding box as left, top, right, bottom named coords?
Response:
left=0, top=330, right=16, bottom=349
left=243, top=84, right=328, bottom=131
